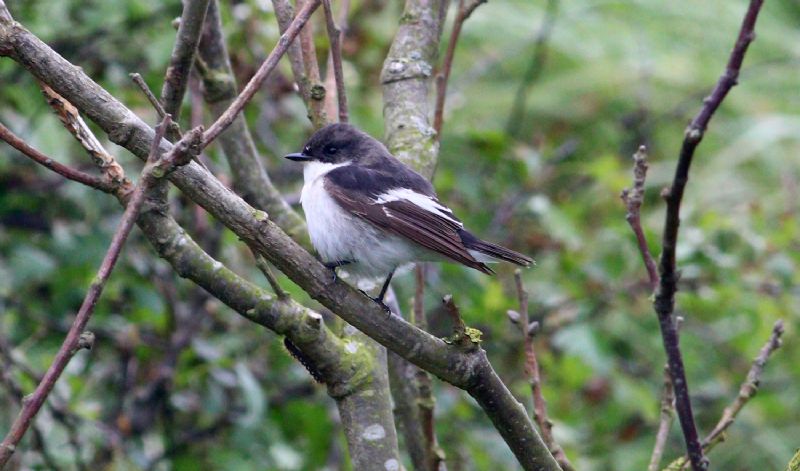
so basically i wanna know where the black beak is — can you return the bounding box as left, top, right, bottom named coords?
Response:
left=285, top=152, right=311, bottom=162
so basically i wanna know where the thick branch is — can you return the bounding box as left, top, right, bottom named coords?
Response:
left=196, top=0, right=307, bottom=241
left=652, top=2, right=765, bottom=470
left=160, top=0, right=210, bottom=120
left=380, top=0, right=445, bottom=177
left=0, top=7, right=558, bottom=469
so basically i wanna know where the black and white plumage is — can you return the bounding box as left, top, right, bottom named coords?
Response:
left=286, top=123, right=532, bottom=303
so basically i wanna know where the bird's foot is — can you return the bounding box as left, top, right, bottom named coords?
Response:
left=324, top=260, right=352, bottom=283
left=360, top=289, right=392, bottom=315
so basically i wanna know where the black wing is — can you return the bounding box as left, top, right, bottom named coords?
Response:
left=325, top=165, right=492, bottom=273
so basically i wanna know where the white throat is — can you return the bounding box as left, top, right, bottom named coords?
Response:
left=302, top=160, right=352, bottom=185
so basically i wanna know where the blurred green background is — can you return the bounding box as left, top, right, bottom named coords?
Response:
left=1, top=0, right=799, bottom=469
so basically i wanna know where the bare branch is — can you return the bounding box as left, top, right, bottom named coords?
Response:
left=649, top=365, right=676, bottom=471
left=0, top=9, right=559, bottom=467
left=380, top=0, right=445, bottom=177
left=433, top=0, right=485, bottom=138
left=160, top=0, right=210, bottom=120
left=0, top=122, right=116, bottom=193
left=321, top=0, right=347, bottom=122
left=664, top=320, right=784, bottom=471
left=271, top=0, right=312, bottom=105
left=130, top=72, right=183, bottom=138
left=512, top=270, right=573, bottom=471
left=197, top=0, right=307, bottom=241
left=621, top=145, right=658, bottom=291
left=255, top=255, right=289, bottom=300
left=201, top=0, right=321, bottom=146
left=0, top=116, right=188, bottom=467
left=131, top=72, right=169, bottom=118
left=652, top=2, right=766, bottom=469
left=38, top=83, right=129, bottom=189
left=296, top=0, right=327, bottom=128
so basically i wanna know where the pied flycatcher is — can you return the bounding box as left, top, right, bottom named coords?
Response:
left=285, top=123, right=532, bottom=306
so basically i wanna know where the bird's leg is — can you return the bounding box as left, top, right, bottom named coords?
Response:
left=324, top=260, right=352, bottom=283
left=369, top=270, right=395, bottom=314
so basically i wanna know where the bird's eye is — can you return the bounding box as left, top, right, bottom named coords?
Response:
left=303, top=146, right=311, bottom=154
left=324, top=145, right=338, bottom=155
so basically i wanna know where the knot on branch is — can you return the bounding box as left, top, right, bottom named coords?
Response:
left=381, top=57, right=433, bottom=84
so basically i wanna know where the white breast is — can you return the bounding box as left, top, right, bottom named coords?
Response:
left=299, top=161, right=424, bottom=281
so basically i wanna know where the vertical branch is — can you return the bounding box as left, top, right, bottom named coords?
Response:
left=0, top=116, right=191, bottom=467
left=321, top=0, right=348, bottom=122
left=621, top=145, right=658, bottom=291
left=652, top=2, right=765, bottom=470
left=432, top=0, right=486, bottom=138
left=511, top=271, right=573, bottom=471
left=160, top=0, right=211, bottom=121
left=649, top=365, right=676, bottom=471
left=296, top=0, right=328, bottom=128
left=380, top=0, right=446, bottom=177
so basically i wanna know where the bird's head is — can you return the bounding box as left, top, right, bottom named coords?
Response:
left=285, top=123, right=389, bottom=166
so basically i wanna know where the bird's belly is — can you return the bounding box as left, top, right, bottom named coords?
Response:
left=301, top=179, right=421, bottom=279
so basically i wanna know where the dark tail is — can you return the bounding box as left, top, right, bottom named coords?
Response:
left=459, top=230, right=533, bottom=267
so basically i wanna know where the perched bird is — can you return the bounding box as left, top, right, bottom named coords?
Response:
left=285, top=123, right=532, bottom=307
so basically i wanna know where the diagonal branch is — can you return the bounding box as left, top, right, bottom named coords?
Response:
left=200, top=0, right=321, bottom=146
left=196, top=0, right=307, bottom=241
left=0, top=116, right=198, bottom=468
left=432, top=0, right=485, bottom=138
left=0, top=122, right=116, bottom=194
left=652, top=2, right=766, bottom=470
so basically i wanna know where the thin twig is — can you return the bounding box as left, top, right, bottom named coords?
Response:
left=665, top=320, right=785, bottom=471
left=433, top=0, right=486, bottom=138
left=649, top=317, right=682, bottom=471
left=0, top=116, right=181, bottom=467
left=652, top=2, right=765, bottom=470
left=201, top=0, right=321, bottom=146
left=321, top=0, right=347, bottom=122
left=131, top=72, right=168, bottom=118
left=38, top=83, right=129, bottom=189
left=413, top=266, right=446, bottom=471
left=0, top=122, right=116, bottom=193
left=512, top=270, right=573, bottom=471
left=131, top=72, right=183, bottom=139
left=649, top=365, right=676, bottom=471
left=254, top=255, right=289, bottom=300
left=621, top=145, right=658, bottom=291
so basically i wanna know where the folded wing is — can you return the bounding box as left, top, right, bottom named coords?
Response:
left=324, top=165, right=492, bottom=274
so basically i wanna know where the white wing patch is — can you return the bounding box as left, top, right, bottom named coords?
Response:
left=374, top=188, right=462, bottom=227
